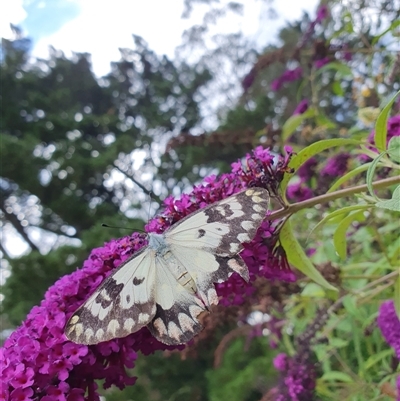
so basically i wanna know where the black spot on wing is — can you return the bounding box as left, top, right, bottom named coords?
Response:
left=198, top=229, right=206, bottom=238
left=95, top=279, right=124, bottom=308
left=133, top=277, right=145, bottom=286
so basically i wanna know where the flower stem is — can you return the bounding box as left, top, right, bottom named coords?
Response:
left=269, top=175, right=400, bottom=220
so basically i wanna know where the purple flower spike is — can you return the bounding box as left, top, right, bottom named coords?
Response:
left=293, top=100, right=309, bottom=116
left=1, top=146, right=296, bottom=399
left=315, top=5, right=329, bottom=23
left=377, top=300, right=400, bottom=360
left=271, top=67, right=303, bottom=91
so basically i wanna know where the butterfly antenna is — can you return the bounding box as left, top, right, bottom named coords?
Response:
left=101, top=223, right=145, bottom=234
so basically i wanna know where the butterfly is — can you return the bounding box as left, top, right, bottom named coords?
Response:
left=65, top=187, right=270, bottom=345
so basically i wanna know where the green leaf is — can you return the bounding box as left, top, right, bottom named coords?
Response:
left=301, top=283, right=326, bottom=298
left=315, top=113, right=337, bottom=129
left=342, top=295, right=359, bottom=317
left=374, top=90, right=400, bottom=152
left=317, top=62, right=353, bottom=77
left=375, top=186, right=400, bottom=212
left=332, top=81, right=344, bottom=97
left=329, top=338, right=350, bottom=348
left=321, top=371, right=354, bottom=383
left=281, top=138, right=361, bottom=195
left=388, top=136, right=400, bottom=162
left=364, top=349, right=394, bottom=370
left=366, top=151, right=387, bottom=199
left=371, top=20, right=400, bottom=45
left=311, top=205, right=372, bottom=235
left=333, top=211, right=365, bottom=260
left=280, top=220, right=337, bottom=291
left=327, top=163, right=371, bottom=192
left=282, top=108, right=315, bottom=142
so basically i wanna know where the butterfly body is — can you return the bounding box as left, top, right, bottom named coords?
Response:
left=150, top=233, right=198, bottom=293
left=65, top=188, right=270, bottom=345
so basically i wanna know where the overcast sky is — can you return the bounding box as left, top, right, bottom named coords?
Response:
left=1, top=0, right=318, bottom=76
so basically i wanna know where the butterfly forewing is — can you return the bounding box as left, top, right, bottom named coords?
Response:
left=166, top=188, right=270, bottom=257
left=65, top=248, right=157, bottom=345
left=65, top=187, right=270, bottom=345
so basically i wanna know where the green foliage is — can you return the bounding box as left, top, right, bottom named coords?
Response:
left=1, top=246, right=83, bottom=325
left=206, top=338, right=276, bottom=401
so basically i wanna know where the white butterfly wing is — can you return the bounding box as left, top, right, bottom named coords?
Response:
left=166, top=188, right=269, bottom=298
left=65, top=247, right=157, bottom=345
left=148, top=188, right=270, bottom=343
left=147, top=255, right=207, bottom=345
left=65, top=187, right=270, bottom=346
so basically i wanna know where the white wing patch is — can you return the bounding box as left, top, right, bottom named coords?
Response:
left=65, top=187, right=270, bottom=345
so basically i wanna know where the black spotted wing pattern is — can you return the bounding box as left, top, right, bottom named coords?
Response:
left=148, top=188, right=270, bottom=344
left=65, top=188, right=269, bottom=346
left=65, top=248, right=157, bottom=345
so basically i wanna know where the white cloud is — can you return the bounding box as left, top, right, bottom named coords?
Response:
left=1, top=0, right=319, bottom=76
left=33, top=0, right=191, bottom=76
left=0, top=0, right=27, bottom=38
left=30, top=0, right=318, bottom=77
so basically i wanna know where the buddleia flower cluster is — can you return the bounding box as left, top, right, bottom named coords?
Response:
left=0, top=146, right=295, bottom=401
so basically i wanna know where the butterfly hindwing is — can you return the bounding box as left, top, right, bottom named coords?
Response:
left=147, top=255, right=207, bottom=345
left=65, top=248, right=157, bottom=345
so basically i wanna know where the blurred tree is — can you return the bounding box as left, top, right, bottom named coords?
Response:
left=0, top=29, right=211, bottom=323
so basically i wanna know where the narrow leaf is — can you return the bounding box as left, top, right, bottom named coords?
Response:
left=317, top=62, right=353, bottom=77
left=366, top=151, right=387, bottom=199
left=280, top=220, right=337, bottom=291
left=327, top=163, right=371, bottom=192
left=281, top=138, right=360, bottom=194
left=333, top=211, right=365, bottom=260
left=311, top=205, right=372, bottom=235
left=364, top=349, right=395, bottom=370
left=321, top=371, right=354, bottom=383
left=371, top=20, right=400, bottom=45
left=375, top=90, right=400, bottom=152
left=282, top=108, right=315, bottom=142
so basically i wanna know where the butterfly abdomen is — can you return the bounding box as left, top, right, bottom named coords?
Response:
left=150, top=232, right=197, bottom=293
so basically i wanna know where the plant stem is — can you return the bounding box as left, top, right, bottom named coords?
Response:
left=268, top=175, right=400, bottom=220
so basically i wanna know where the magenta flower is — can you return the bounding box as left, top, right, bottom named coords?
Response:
left=293, top=100, right=309, bottom=116
left=313, top=57, right=331, bottom=69
left=297, top=157, right=318, bottom=181
left=361, top=114, right=400, bottom=161
left=272, top=354, right=319, bottom=401
left=9, top=387, right=34, bottom=401
left=242, top=68, right=257, bottom=91
left=320, top=153, right=351, bottom=178
left=1, top=146, right=296, bottom=399
left=271, top=67, right=303, bottom=92
left=315, top=5, right=329, bottom=23
left=273, top=353, right=288, bottom=371
left=377, top=300, right=400, bottom=359
left=287, top=182, right=313, bottom=202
